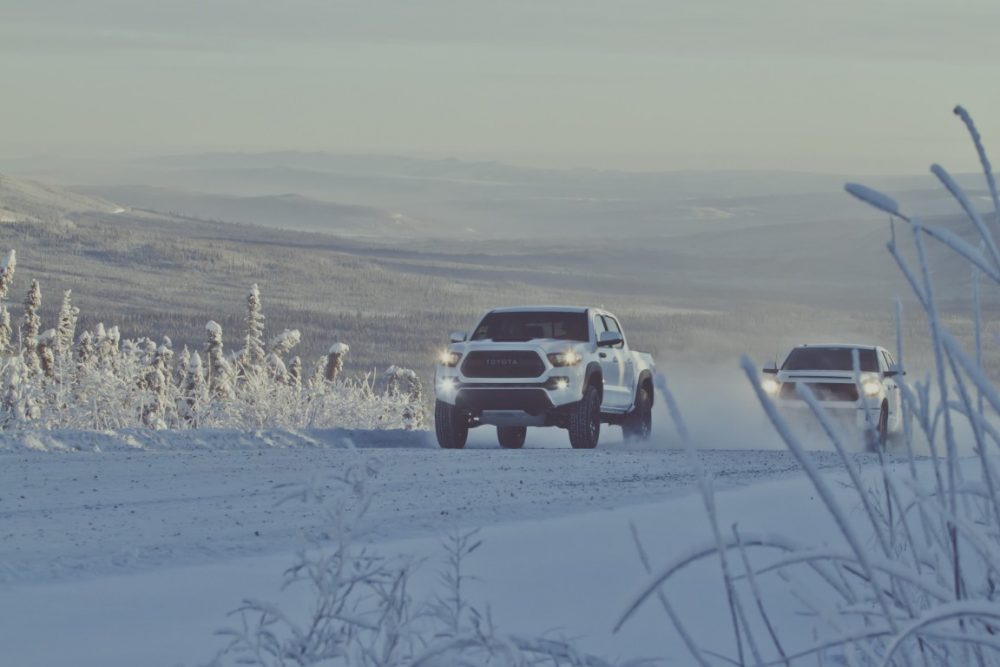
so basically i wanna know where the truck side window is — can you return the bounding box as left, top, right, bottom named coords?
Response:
left=593, top=315, right=608, bottom=343
left=882, top=350, right=895, bottom=371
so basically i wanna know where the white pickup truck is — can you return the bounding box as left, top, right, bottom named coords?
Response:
left=434, top=306, right=656, bottom=449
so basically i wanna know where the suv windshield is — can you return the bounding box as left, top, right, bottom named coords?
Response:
left=471, top=311, right=589, bottom=342
left=782, top=347, right=878, bottom=372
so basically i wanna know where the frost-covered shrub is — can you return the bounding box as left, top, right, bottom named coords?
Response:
left=622, top=106, right=1000, bottom=666
left=0, top=270, right=422, bottom=431
left=380, top=365, right=426, bottom=430
left=324, top=342, right=349, bottom=383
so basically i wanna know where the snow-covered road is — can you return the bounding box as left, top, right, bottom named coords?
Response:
left=0, top=427, right=876, bottom=586
left=0, top=424, right=896, bottom=667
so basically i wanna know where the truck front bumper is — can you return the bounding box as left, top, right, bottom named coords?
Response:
left=454, top=386, right=556, bottom=413
left=776, top=398, right=882, bottom=429
left=436, top=372, right=583, bottom=413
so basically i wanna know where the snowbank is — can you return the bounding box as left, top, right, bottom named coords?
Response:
left=0, top=427, right=432, bottom=452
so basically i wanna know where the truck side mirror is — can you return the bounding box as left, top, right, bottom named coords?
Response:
left=762, top=362, right=779, bottom=375
left=449, top=331, right=467, bottom=343
left=597, top=331, right=623, bottom=347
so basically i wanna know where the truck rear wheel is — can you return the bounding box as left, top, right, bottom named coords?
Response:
left=435, top=400, right=468, bottom=449
left=497, top=426, right=527, bottom=449
left=623, top=386, right=652, bottom=441
left=569, top=385, right=600, bottom=449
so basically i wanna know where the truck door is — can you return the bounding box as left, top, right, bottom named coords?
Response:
left=596, top=315, right=629, bottom=409
left=605, top=316, right=635, bottom=405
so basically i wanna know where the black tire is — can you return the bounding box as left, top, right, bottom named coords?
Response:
left=868, top=404, right=888, bottom=451
left=435, top=400, right=468, bottom=449
left=497, top=425, right=527, bottom=449
left=569, top=385, right=601, bottom=449
left=878, top=404, right=889, bottom=448
left=623, top=386, right=653, bottom=441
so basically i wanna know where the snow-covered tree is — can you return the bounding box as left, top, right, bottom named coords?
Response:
left=179, top=351, right=207, bottom=427
left=176, top=345, right=191, bottom=387
left=76, top=330, right=93, bottom=366
left=0, top=250, right=16, bottom=301
left=55, top=289, right=78, bottom=362
left=0, top=307, right=12, bottom=359
left=0, top=357, right=31, bottom=426
left=205, top=320, right=233, bottom=399
left=20, top=279, right=41, bottom=373
left=242, top=284, right=266, bottom=372
left=0, top=250, right=16, bottom=357
left=94, top=324, right=120, bottom=370
left=37, top=329, right=56, bottom=379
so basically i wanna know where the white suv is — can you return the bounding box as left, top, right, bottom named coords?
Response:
left=434, top=306, right=656, bottom=449
left=762, top=343, right=906, bottom=446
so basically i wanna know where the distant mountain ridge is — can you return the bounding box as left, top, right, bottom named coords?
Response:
left=74, top=184, right=428, bottom=237
left=1, top=152, right=994, bottom=239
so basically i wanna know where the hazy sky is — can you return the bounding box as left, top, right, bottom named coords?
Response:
left=3, top=0, right=1000, bottom=173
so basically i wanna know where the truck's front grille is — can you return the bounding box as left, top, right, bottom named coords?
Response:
left=780, top=382, right=859, bottom=402
left=461, top=351, right=545, bottom=378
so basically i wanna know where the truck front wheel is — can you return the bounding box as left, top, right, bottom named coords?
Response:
left=435, top=400, right=468, bottom=449
left=497, top=426, right=527, bottom=449
left=568, top=385, right=600, bottom=449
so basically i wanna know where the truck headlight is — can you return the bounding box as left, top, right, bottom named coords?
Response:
left=761, top=377, right=780, bottom=396
left=548, top=350, right=582, bottom=367
left=862, top=380, right=881, bottom=397
left=439, top=350, right=462, bottom=367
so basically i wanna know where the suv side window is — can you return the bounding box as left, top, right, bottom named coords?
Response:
left=600, top=315, right=625, bottom=349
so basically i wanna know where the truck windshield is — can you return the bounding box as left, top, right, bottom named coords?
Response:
left=782, top=347, right=878, bottom=372
left=471, top=311, right=589, bottom=342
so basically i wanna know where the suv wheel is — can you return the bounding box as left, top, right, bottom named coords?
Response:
left=623, top=386, right=652, bottom=441
left=569, top=385, right=600, bottom=449
left=867, top=404, right=888, bottom=451
left=497, top=425, right=527, bottom=449
left=877, top=404, right=889, bottom=448
left=435, top=400, right=468, bottom=449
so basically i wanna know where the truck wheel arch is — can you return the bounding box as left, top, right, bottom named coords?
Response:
left=637, top=370, right=654, bottom=406
left=584, top=362, right=603, bottom=403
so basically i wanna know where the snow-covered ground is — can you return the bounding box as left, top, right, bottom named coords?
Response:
left=0, top=423, right=893, bottom=666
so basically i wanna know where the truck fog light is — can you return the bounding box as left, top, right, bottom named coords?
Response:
left=438, top=377, right=457, bottom=393
left=545, top=376, right=570, bottom=390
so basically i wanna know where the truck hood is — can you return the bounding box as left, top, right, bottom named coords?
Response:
left=778, top=371, right=876, bottom=383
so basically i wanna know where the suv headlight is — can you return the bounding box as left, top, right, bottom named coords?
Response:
left=862, top=379, right=881, bottom=397
left=548, top=350, right=582, bottom=367
left=762, top=377, right=780, bottom=395
left=439, top=350, right=462, bottom=367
